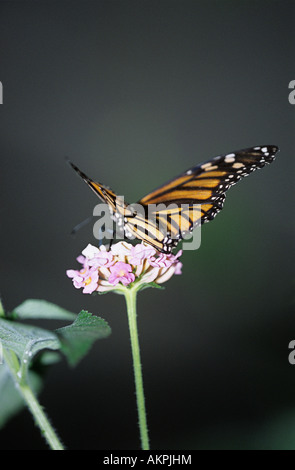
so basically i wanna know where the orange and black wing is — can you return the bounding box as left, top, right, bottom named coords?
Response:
left=68, top=146, right=279, bottom=254
left=126, top=145, right=279, bottom=252
left=67, top=160, right=120, bottom=213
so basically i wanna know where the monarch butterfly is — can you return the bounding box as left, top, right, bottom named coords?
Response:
left=68, top=145, right=279, bottom=253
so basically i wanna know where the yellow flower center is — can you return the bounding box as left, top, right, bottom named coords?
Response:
left=85, top=276, right=92, bottom=286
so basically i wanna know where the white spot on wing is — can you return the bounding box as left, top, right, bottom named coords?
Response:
left=233, top=162, right=244, bottom=169
left=224, top=154, right=236, bottom=163
left=201, top=162, right=212, bottom=169
left=205, top=165, right=218, bottom=171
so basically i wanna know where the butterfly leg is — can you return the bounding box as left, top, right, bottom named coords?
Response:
left=97, top=225, right=116, bottom=251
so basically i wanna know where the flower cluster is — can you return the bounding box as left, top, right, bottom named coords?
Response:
left=66, top=242, right=182, bottom=294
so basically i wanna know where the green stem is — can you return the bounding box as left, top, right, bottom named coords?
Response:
left=124, top=287, right=150, bottom=450
left=3, top=348, right=64, bottom=450
left=19, top=384, right=64, bottom=450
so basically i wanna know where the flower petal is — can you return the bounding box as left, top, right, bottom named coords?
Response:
left=82, top=244, right=100, bottom=259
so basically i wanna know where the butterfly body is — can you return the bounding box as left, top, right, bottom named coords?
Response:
left=68, top=145, right=279, bottom=253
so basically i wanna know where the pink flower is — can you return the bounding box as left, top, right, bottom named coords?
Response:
left=82, top=244, right=114, bottom=268
left=88, top=251, right=114, bottom=268
left=66, top=266, right=99, bottom=294
left=129, top=244, right=156, bottom=265
left=76, top=255, right=86, bottom=265
left=148, top=253, right=174, bottom=268
left=148, top=250, right=182, bottom=272
left=67, top=242, right=183, bottom=294
left=81, top=244, right=100, bottom=259
left=110, top=241, right=133, bottom=259
left=174, top=261, right=183, bottom=275
left=108, top=262, right=135, bottom=286
left=169, top=250, right=183, bottom=263
left=167, top=250, right=182, bottom=275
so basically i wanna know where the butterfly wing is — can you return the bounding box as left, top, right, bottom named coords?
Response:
left=139, top=145, right=278, bottom=206
left=68, top=145, right=279, bottom=254
left=123, top=210, right=170, bottom=252
left=127, top=145, right=279, bottom=252
left=67, top=160, right=120, bottom=213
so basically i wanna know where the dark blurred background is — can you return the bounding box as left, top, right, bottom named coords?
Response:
left=0, top=0, right=294, bottom=450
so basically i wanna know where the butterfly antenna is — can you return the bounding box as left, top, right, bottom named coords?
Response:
left=71, top=215, right=94, bottom=236
left=66, top=157, right=92, bottom=183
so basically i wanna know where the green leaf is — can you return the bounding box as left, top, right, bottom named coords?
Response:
left=56, top=311, right=111, bottom=366
left=0, top=310, right=111, bottom=369
left=136, top=282, right=165, bottom=292
left=10, top=299, right=77, bottom=321
left=0, top=318, right=61, bottom=381
left=0, top=362, right=42, bottom=429
left=0, top=318, right=60, bottom=359
left=0, top=306, right=111, bottom=429
left=37, top=351, right=61, bottom=366
left=0, top=297, right=5, bottom=318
